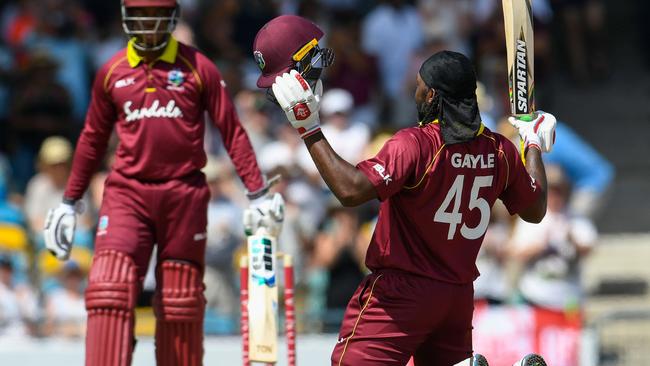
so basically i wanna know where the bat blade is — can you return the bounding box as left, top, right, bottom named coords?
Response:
left=247, top=233, right=279, bottom=363
left=503, top=0, right=535, bottom=117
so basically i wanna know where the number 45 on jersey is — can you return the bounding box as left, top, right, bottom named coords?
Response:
left=434, top=175, right=493, bottom=240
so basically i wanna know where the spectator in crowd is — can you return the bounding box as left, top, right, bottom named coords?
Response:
left=43, top=260, right=87, bottom=338
left=310, top=204, right=366, bottom=332
left=318, top=0, right=369, bottom=12
left=417, top=0, right=474, bottom=56
left=543, top=122, right=614, bottom=219
left=90, top=16, right=124, bottom=70
left=202, top=156, right=242, bottom=328
left=475, top=81, right=497, bottom=131
left=550, top=0, right=609, bottom=82
left=1, top=0, right=38, bottom=47
left=234, top=90, right=274, bottom=154
left=0, top=255, right=39, bottom=338
left=473, top=204, right=511, bottom=305
left=7, top=53, right=73, bottom=191
left=24, top=136, right=93, bottom=246
left=361, top=0, right=423, bottom=126
left=24, top=136, right=72, bottom=231
left=0, top=38, right=13, bottom=148
left=0, top=155, right=23, bottom=225
left=258, top=124, right=303, bottom=173
left=195, top=0, right=244, bottom=63
left=319, top=89, right=371, bottom=164
left=23, top=0, right=90, bottom=121
left=232, top=0, right=277, bottom=59
left=325, top=14, right=379, bottom=127
left=508, top=165, right=597, bottom=312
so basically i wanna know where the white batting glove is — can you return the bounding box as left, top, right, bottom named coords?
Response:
left=243, top=192, right=285, bottom=238
left=43, top=202, right=81, bottom=260
left=272, top=70, right=323, bottom=139
left=508, top=111, right=557, bottom=153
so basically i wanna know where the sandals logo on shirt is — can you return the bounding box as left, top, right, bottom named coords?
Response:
left=123, top=100, right=183, bottom=122
left=167, top=68, right=185, bottom=91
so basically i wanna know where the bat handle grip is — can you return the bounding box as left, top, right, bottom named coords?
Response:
left=513, top=111, right=538, bottom=122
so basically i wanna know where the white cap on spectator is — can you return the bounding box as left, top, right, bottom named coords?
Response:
left=259, top=142, right=293, bottom=172
left=321, top=88, right=354, bottom=116
left=39, top=136, right=72, bottom=165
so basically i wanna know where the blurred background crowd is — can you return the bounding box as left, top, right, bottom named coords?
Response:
left=0, top=0, right=646, bottom=345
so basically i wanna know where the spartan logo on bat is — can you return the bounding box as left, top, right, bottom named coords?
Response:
left=254, top=50, right=266, bottom=70
left=515, top=35, right=529, bottom=114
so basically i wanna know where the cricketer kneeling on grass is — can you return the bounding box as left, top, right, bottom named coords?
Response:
left=253, top=15, right=556, bottom=366
left=42, top=1, right=283, bottom=365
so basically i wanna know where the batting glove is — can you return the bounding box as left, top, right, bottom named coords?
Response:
left=508, top=111, right=557, bottom=153
left=243, top=192, right=285, bottom=238
left=43, top=202, right=82, bottom=260
left=272, top=70, right=323, bottom=139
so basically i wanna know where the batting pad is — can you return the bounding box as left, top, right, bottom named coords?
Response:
left=154, top=260, right=206, bottom=366
left=85, top=250, right=139, bottom=366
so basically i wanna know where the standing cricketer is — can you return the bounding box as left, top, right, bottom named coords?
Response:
left=43, top=1, right=283, bottom=365
left=253, top=15, right=556, bottom=366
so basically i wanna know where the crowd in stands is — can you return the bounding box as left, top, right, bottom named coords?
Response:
left=0, top=0, right=613, bottom=337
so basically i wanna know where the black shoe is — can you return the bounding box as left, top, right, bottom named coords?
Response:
left=514, top=354, right=547, bottom=366
left=472, top=354, right=489, bottom=366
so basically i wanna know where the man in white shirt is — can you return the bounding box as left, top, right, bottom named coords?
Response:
left=0, top=256, right=38, bottom=338
left=509, top=165, right=597, bottom=311
left=320, top=89, right=371, bottom=164
left=362, top=0, right=423, bottom=125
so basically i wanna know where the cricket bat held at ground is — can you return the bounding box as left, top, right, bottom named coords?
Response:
left=241, top=227, right=296, bottom=366
left=246, top=231, right=279, bottom=363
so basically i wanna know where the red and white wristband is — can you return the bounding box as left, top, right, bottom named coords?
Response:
left=296, top=123, right=321, bottom=139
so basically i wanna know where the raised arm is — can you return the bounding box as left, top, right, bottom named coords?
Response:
left=303, top=132, right=376, bottom=207
left=271, top=71, right=421, bottom=207
left=517, top=148, right=547, bottom=223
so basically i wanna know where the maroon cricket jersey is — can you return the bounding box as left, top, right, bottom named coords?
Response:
left=357, top=122, right=540, bottom=284
left=64, top=38, right=264, bottom=199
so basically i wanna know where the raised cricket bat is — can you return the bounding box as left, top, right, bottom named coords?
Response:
left=247, top=228, right=279, bottom=363
left=502, top=0, right=535, bottom=118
